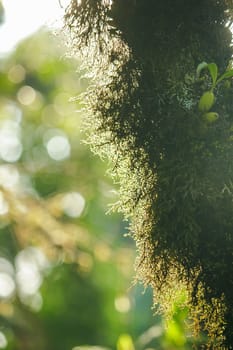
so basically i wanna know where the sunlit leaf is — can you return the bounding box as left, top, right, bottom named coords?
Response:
left=207, top=63, right=218, bottom=86
left=165, top=319, right=186, bottom=347
left=196, top=61, right=208, bottom=78
left=117, top=334, right=134, bottom=350
left=216, top=69, right=233, bottom=84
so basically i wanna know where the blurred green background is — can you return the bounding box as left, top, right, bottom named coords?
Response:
left=0, top=2, right=197, bottom=350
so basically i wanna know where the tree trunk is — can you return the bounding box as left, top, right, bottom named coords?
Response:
left=65, top=1, right=233, bottom=347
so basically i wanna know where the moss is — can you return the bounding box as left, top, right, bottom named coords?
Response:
left=65, top=1, right=233, bottom=347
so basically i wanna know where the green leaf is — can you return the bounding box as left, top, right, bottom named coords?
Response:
left=196, top=62, right=208, bottom=78
left=207, top=63, right=218, bottom=86
left=216, top=69, right=233, bottom=84
left=117, top=334, right=134, bottom=350
left=202, top=112, right=219, bottom=123
left=198, top=91, right=215, bottom=112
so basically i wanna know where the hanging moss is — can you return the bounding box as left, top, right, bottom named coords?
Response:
left=65, top=1, right=233, bottom=347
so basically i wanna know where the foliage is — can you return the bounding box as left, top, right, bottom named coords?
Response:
left=65, top=0, right=233, bottom=347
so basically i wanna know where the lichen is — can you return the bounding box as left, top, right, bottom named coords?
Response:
left=65, top=1, right=233, bottom=347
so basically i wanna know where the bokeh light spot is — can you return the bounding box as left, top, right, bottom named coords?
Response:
left=8, top=64, right=26, bottom=84
left=0, top=103, right=22, bottom=123
left=0, top=332, right=7, bottom=349
left=20, top=292, right=43, bottom=312
left=0, top=272, right=15, bottom=299
left=17, top=85, right=36, bottom=106
left=114, top=295, right=131, bottom=313
left=62, top=192, right=85, bottom=218
left=0, top=165, right=20, bottom=190
left=15, top=247, right=48, bottom=296
left=0, top=120, right=22, bottom=162
left=0, top=137, right=22, bottom=162
left=0, top=258, right=14, bottom=276
left=46, top=135, right=71, bottom=161
left=16, top=267, right=42, bottom=296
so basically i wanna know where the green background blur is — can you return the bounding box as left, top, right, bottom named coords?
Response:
left=0, top=3, right=195, bottom=349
